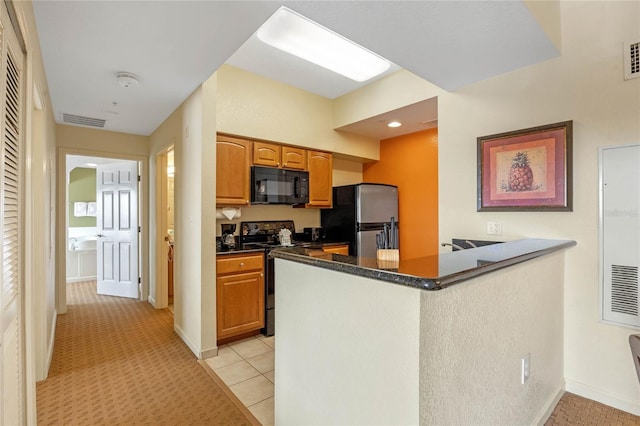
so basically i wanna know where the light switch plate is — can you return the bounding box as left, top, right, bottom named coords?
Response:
left=487, top=222, right=502, bottom=235
left=521, top=353, right=530, bottom=384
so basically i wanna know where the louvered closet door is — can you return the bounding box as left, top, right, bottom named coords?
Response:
left=0, top=2, right=25, bottom=425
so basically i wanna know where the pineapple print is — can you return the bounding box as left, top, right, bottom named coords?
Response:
left=508, top=152, right=534, bottom=191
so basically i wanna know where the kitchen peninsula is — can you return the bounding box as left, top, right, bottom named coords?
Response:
left=271, top=239, right=576, bottom=425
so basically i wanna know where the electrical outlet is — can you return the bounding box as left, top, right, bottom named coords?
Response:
left=521, top=353, right=530, bottom=384
left=486, top=222, right=502, bottom=235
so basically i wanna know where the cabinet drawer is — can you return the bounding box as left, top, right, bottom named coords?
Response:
left=216, top=253, right=264, bottom=275
left=323, top=245, right=349, bottom=255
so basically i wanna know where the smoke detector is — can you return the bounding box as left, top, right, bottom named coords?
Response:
left=117, top=72, right=140, bottom=88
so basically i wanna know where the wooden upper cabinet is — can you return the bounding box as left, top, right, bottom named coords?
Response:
left=254, top=142, right=307, bottom=170
left=253, top=142, right=282, bottom=167
left=282, top=146, right=307, bottom=170
left=306, top=150, right=333, bottom=208
left=216, top=135, right=251, bottom=206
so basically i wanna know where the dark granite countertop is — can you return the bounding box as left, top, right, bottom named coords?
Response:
left=215, top=241, right=349, bottom=256
left=269, top=238, right=577, bottom=291
left=215, top=246, right=266, bottom=255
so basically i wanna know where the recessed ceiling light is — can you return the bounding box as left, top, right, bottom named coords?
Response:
left=257, top=7, right=390, bottom=82
left=387, top=121, right=402, bottom=128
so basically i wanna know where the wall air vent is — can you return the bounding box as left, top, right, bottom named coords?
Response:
left=624, top=41, right=639, bottom=80
left=62, top=113, right=106, bottom=128
left=611, top=264, right=638, bottom=316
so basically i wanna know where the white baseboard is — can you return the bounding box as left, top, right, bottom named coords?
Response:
left=45, top=310, right=58, bottom=380
left=200, top=346, right=218, bottom=360
left=65, top=276, right=97, bottom=283
left=534, top=384, right=565, bottom=425
left=173, top=323, right=200, bottom=358
left=566, top=379, right=640, bottom=416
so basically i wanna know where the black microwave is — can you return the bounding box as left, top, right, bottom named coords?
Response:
left=251, top=166, right=309, bottom=205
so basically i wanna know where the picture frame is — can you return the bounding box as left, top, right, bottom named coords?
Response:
left=477, top=121, right=573, bottom=211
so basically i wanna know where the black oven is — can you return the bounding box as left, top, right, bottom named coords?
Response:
left=251, top=166, right=309, bottom=205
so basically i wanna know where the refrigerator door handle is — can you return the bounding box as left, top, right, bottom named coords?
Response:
left=357, top=222, right=396, bottom=232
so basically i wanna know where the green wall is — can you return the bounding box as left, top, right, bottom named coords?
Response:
left=69, top=167, right=96, bottom=227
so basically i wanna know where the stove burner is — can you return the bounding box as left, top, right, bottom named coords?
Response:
left=239, top=220, right=297, bottom=246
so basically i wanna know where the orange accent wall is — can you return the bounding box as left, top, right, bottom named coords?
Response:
left=363, top=128, right=438, bottom=260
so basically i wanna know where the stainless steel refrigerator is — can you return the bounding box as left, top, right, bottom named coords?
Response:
left=321, top=183, right=398, bottom=258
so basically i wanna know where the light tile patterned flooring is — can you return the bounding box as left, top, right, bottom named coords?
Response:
left=205, top=335, right=275, bottom=425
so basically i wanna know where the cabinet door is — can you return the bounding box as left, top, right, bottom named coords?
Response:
left=253, top=142, right=281, bottom=167
left=282, top=146, right=307, bottom=170
left=307, top=150, right=333, bottom=207
left=323, top=245, right=349, bottom=255
left=216, top=270, right=265, bottom=339
left=216, top=135, right=251, bottom=205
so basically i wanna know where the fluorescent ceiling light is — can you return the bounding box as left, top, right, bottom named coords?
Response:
left=257, top=7, right=391, bottom=82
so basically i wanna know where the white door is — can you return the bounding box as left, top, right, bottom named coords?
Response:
left=97, top=161, right=139, bottom=298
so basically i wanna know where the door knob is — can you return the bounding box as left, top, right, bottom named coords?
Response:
left=96, top=234, right=105, bottom=238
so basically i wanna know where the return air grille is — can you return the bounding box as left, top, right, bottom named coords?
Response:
left=624, top=41, right=639, bottom=80
left=611, top=264, right=638, bottom=316
left=62, top=113, right=106, bottom=128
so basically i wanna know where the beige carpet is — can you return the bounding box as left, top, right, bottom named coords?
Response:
left=546, top=392, right=640, bottom=425
left=36, top=281, right=258, bottom=426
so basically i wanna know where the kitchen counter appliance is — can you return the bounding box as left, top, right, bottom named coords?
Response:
left=220, top=223, right=236, bottom=250
left=321, top=183, right=399, bottom=258
left=240, top=220, right=305, bottom=336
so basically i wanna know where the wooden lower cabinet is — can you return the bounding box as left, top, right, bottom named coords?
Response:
left=323, top=244, right=349, bottom=255
left=216, top=253, right=265, bottom=341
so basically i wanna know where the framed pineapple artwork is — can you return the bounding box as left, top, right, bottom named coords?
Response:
left=477, top=121, right=573, bottom=211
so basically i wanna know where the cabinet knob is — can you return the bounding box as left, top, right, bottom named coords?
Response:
left=239, top=262, right=244, bottom=267
left=283, top=163, right=287, bottom=167
left=260, top=273, right=264, bottom=277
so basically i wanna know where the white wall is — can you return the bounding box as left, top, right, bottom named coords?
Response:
left=437, top=1, right=640, bottom=414
left=274, top=258, right=421, bottom=425
left=420, top=252, right=565, bottom=424
left=216, top=65, right=380, bottom=160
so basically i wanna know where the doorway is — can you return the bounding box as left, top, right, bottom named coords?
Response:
left=154, top=147, right=175, bottom=311
left=65, top=154, right=141, bottom=300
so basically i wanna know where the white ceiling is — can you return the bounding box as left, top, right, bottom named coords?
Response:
left=32, top=1, right=558, bottom=139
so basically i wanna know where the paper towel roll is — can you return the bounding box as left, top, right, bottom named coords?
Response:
left=216, top=207, right=241, bottom=220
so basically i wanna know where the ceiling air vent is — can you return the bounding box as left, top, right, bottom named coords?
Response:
left=624, top=41, right=639, bottom=80
left=62, top=113, right=106, bottom=128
